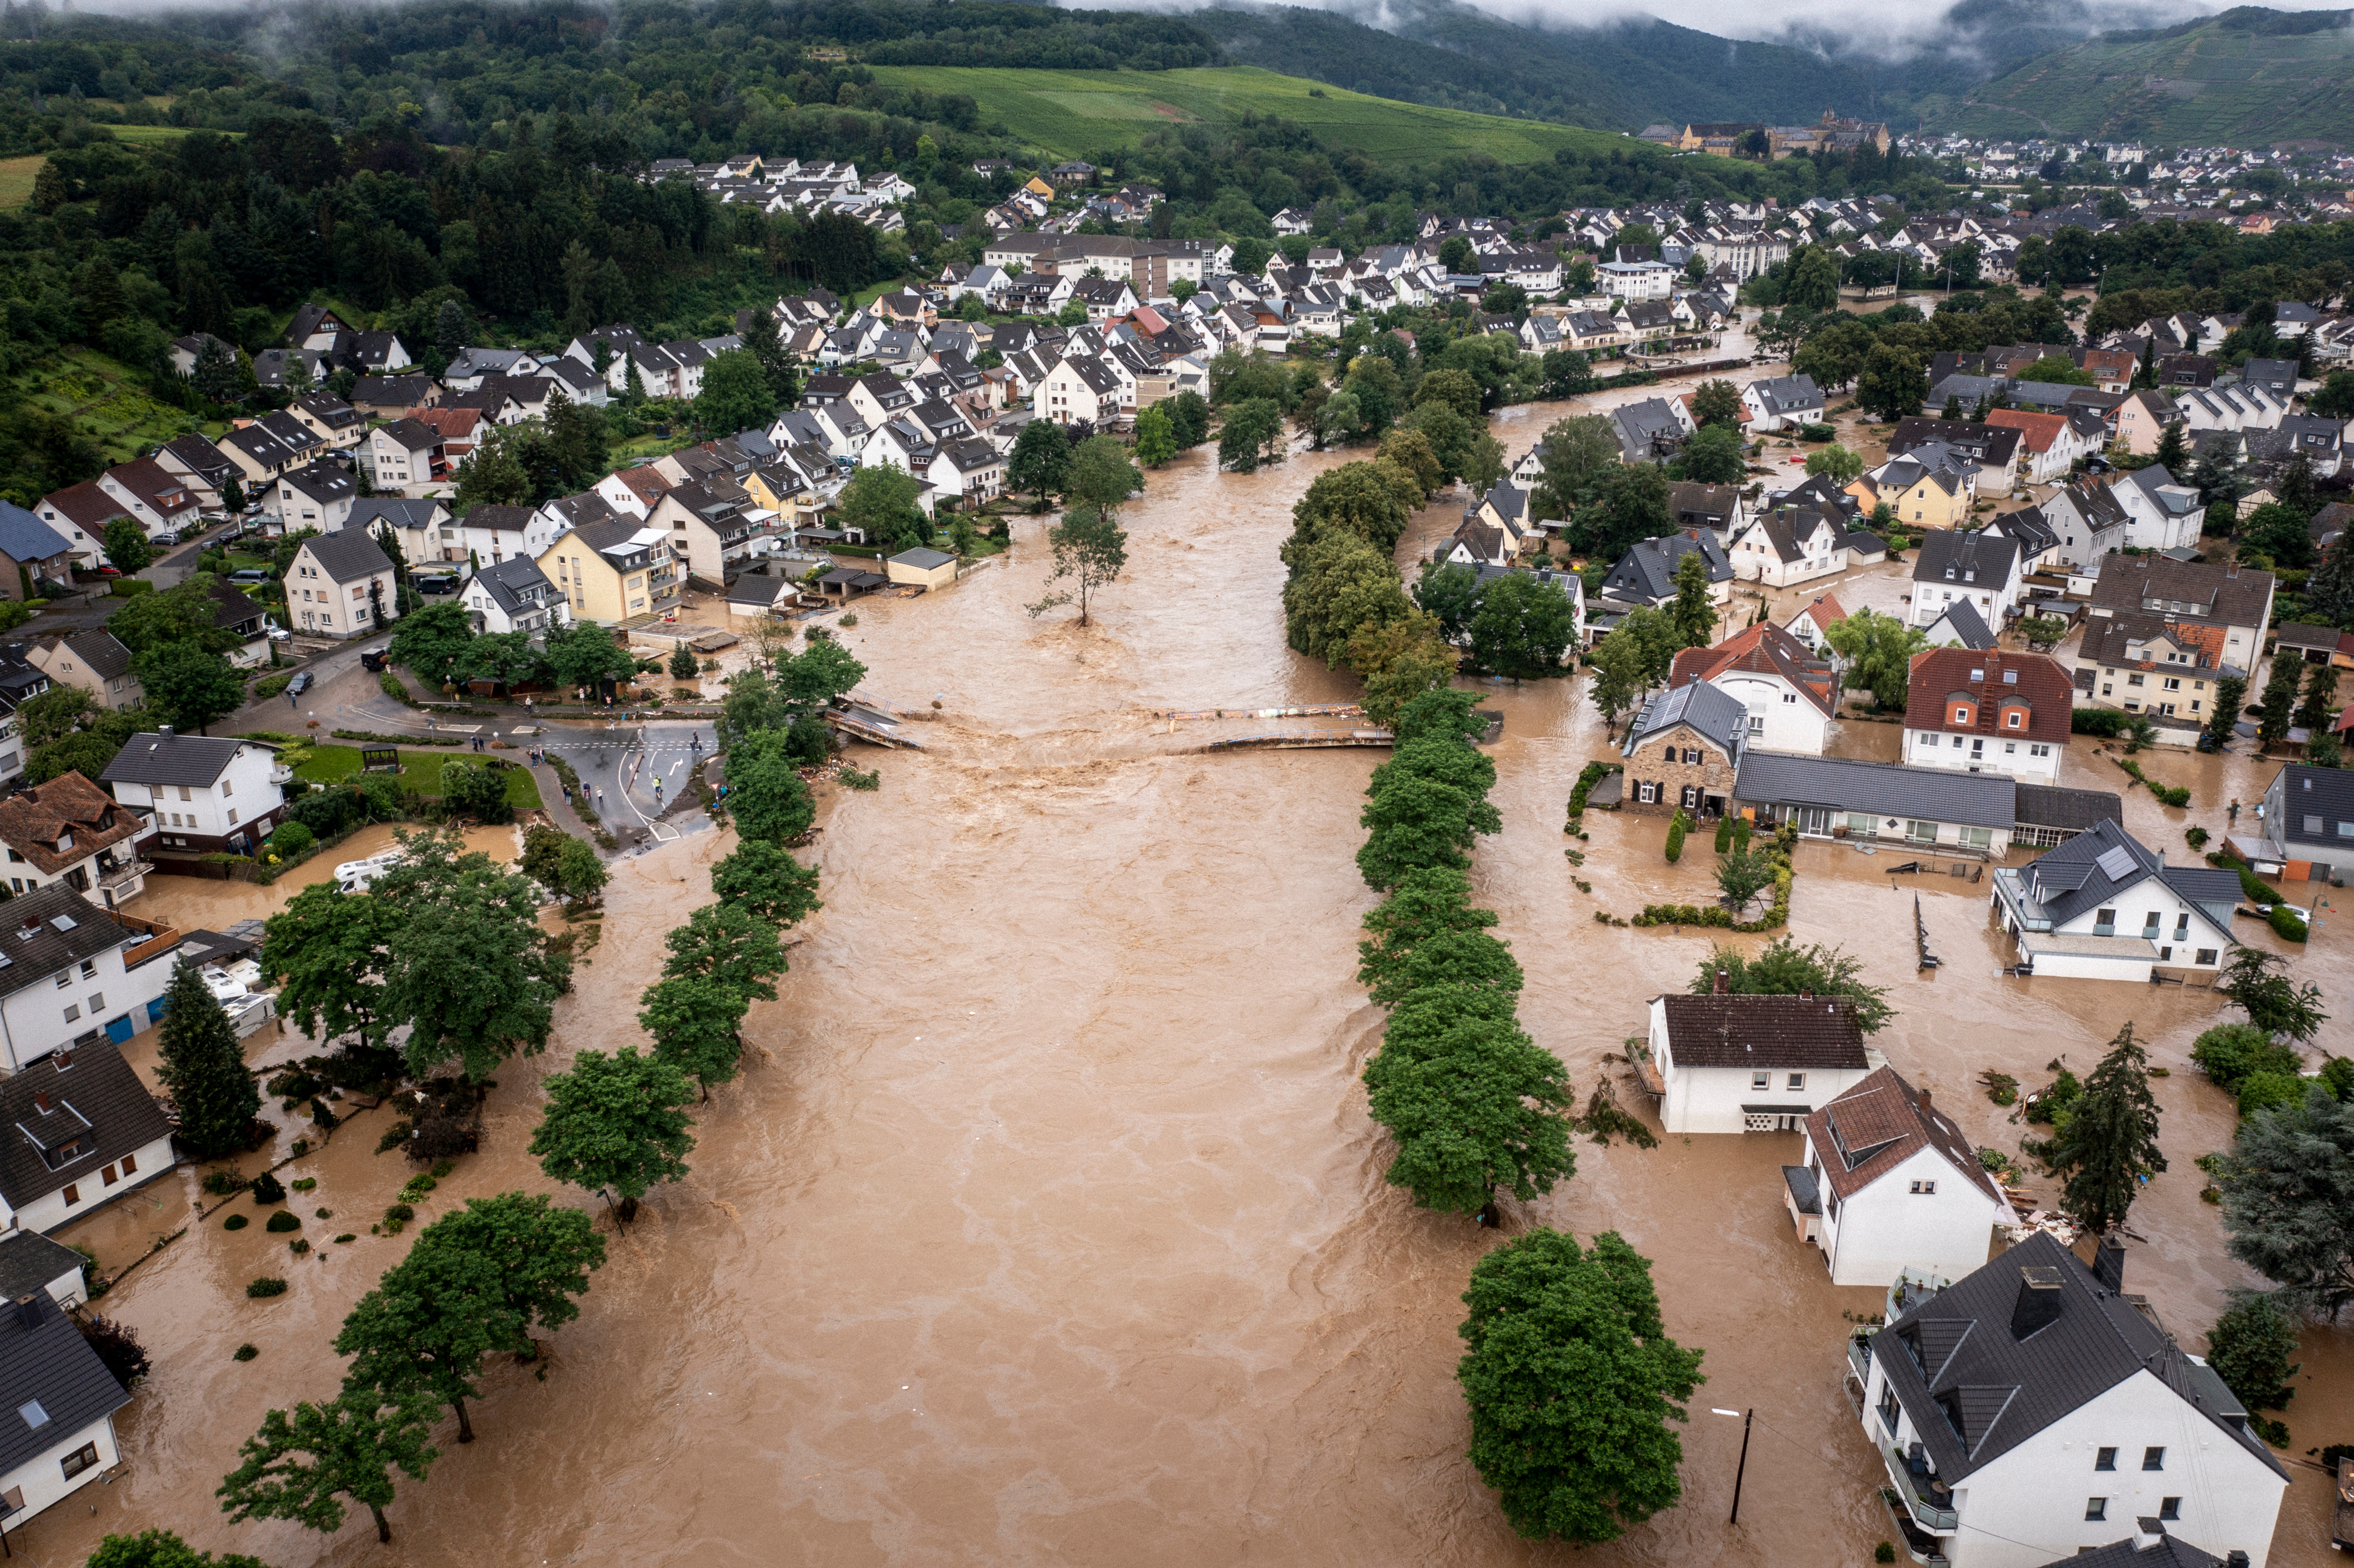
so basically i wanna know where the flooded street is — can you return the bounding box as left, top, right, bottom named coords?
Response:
left=25, top=440, right=2354, bottom=1568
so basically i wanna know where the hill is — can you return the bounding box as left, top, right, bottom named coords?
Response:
left=864, top=63, right=1647, bottom=167
left=1948, top=5, right=2354, bottom=145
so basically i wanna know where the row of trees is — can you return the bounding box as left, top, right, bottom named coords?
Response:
left=389, top=605, right=648, bottom=696
left=1278, top=453, right=1458, bottom=722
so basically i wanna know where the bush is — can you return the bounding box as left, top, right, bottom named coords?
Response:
left=2155, top=784, right=2191, bottom=808
left=380, top=670, right=413, bottom=705
left=222, top=1213, right=248, bottom=1230
left=253, top=672, right=295, bottom=699
left=2237, top=1070, right=2307, bottom=1120
left=2071, top=709, right=2129, bottom=737
left=1875, top=1544, right=1897, bottom=1565
left=1799, top=423, right=1837, bottom=442
left=335, top=1232, right=356, bottom=1243
left=1664, top=808, right=1689, bottom=863
left=2191, top=1023, right=2300, bottom=1091
left=79, top=1314, right=149, bottom=1391
left=265, top=821, right=315, bottom=860
left=233, top=1343, right=258, bottom=1361
left=838, top=764, right=881, bottom=791
left=383, top=1202, right=414, bottom=1223
left=2267, top=902, right=2308, bottom=942
left=1713, top=817, right=1731, bottom=853
left=201, top=1169, right=246, bottom=1196
left=290, top=1176, right=317, bottom=1192
left=245, top=1277, right=288, bottom=1298
left=249, top=1173, right=285, bottom=1205
left=315, top=1207, right=332, bottom=1219
left=2186, top=826, right=2210, bottom=850
left=264, top=1210, right=300, bottom=1233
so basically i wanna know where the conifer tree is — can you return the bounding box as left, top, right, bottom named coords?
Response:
left=2046, top=1022, right=2167, bottom=1236
left=156, top=960, right=258, bottom=1158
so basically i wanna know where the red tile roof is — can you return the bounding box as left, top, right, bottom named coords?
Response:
left=1803, top=1067, right=2005, bottom=1206
left=1984, top=407, right=2066, bottom=455
left=1902, top=647, right=2074, bottom=745
left=1669, top=622, right=1835, bottom=715
left=1785, top=591, right=1846, bottom=630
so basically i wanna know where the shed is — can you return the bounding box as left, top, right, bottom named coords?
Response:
left=886, top=547, right=958, bottom=590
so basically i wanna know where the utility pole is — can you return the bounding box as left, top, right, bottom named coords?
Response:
left=1713, top=1406, right=1754, bottom=1525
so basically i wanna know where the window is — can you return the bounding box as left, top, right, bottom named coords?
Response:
left=1681, top=747, right=1702, bottom=765
left=2095, top=1447, right=2117, bottom=1472
left=2085, top=1499, right=2108, bottom=1522
left=2127, top=673, right=2145, bottom=687
left=52, top=971, right=68, bottom=989
left=2159, top=1498, right=2180, bottom=1521
left=2306, top=815, right=2325, bottom=835
left=2095, top=908, right=2117, bottom=935
left=1752, top=1071, right=1770, bottom=1090
left=1637, top=781, right=1660, bottom=805
left=2196, top=949, right=2218, bottom=966
left=101, top=1163, right=116, bottom=1186
left=16, top=1401, right=47, bottom=1431
left=1959, top=827, right=1993, bottom=852
left=60, top=1183, right=78, bottom=1206
left=1786, top=1073, right=1805, bottom=1091
left=1909, top=1179, right=1937, bottom=1194
left=120, top=1152, right=135, bottom=1176
left=77, top=961, right=93, bottom=980
left=86, top=993, right=103, bottom=1013
left=61, top=1004, right=77, bottom=1023
left=2142, top=1447, right=2164, bottom=1471
left=177, top=786, right=190, bottom=802
left=59, top=1442, right=99, bottom=1481
left=225, top=808, right=238, bottom=827
left=1680, top=785, right=1701, bottom=811
left=1878, top=1384, right=1900, bottom=1439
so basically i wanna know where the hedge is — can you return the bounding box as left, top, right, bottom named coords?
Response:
left=2267, top=902, right=2308, bottom=942
left=2071, top=709, right=2130, bottom=737
left=1632, top=822, right=1795, bottom=932
left=2208, top=851, right=2281, bottom=907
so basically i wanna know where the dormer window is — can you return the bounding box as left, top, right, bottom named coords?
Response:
left=54, top=832, right=69, bottom=852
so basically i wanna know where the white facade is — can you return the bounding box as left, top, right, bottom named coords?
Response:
left=1794, top=1143, right=2004, bottom=1288
left=1646, top=998, right=1877, bottom=1136
left=0, top=947, right=143, bottom=1079
left=1713, top=670, right=1831, bottom=756
left=0, top=1406, right=122, bottom=1527
left=1901, top=724, right=2061, bottom=786
left=1726, top=511, right=1846, bottom=587
left=1909, top=559, right=2024, bottom=629
left=104, top=740, right=286, bottom=856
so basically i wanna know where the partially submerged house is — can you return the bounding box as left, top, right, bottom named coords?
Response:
left=1785, top=1067, right=2011, bottom=1287
left=1989, top=818, right=2237, bottom=981
left=1643, top=988, right=1877, bottom=1136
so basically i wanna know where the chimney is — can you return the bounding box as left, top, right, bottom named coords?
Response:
left=1713, top=968, right=1728, bottom=996
left=2227, top=1554, right=2250, bottom=1568
left=30, top=1092, right=47, bottom=1114
left=52, top=1049, right=69, bottom=1071
left=158, top=725, right=174, bottom=739
left=2094, top=1232, right=2127, bottom=1294
left=2134, top=1518, right=2167, bottom=1551
left=1917, top=1086, right=1931, bottom=1115
left=13, top=1293, right=42, bottom=1330
left=1799, top=989, right=1814, bottom=1002
left=2010, top=1264, right=2067, bottom=1339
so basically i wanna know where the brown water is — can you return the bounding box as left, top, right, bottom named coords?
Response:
left=25, top=444, right=2352, bottom=1568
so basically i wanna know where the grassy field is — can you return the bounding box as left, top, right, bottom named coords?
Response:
left=22, top=348, right=215, bottom=464
left=0, top=154, right=42, bottom=208
left=293, top=744, right=543, bottom=809
left=866, top=64, right=1638, bottom=166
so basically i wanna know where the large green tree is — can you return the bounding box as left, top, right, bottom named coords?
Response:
left=2218, top=947, right=2328, bottom=1044
left=387, top=601, right=477, bottom=688
left=693, top=348, right=777, bottom=436
left=1062, top=434, right=1143, bottom=513
left=1363, top=994, right=1573, bottom=1215
left=2218, top=1086, right=2354, bottom=1316
left=1822, top=607, right=1926, bottom=710
left=156, top=959, right=258, bottom=1159
left=1027, top=504, right=1128, bottom=627
left=1467, top=571, right=1578, bottom=682
left=102, top=516, right=156, bottom=575
left=660, top=902, right=787, bottom=1000
left=85, top=1530, right=274, bottom=1568
left=638, top=974, right=749, bottom=1100
left=2205, top=1293, right=2302, bottom=1414
left=1667, top=551, right=1716, bottom=649
left=708, top=839, right=823, bottom=929
left=1356, top=866, right=1499, bottom=1001
left=723, top=731, right=817, bottom=844
left=261, top=882, right=402, bottom=1047
left=1455, top=1229, right=1704, bottom=1542
left=529, top=1047, right=697, bottom=1225
left=1006, top=419, right=1070, bottom=496
left=373, top=831, right=572, bottom=1081
left=1690, top=937, right=1894, bottom=1035
left=2045, top=1022, right=2166, bottom=1235
left=216, top=1391, right=439, bottom=1546
left=1283, top=530, right=1407, bottom=667
left=1856, top=341, right=1928, bottom=422
left=134, top=643, right=245, bottom=735
left=1531, top=414, right=1618, bottom=525
left=1217, top=397, right=1285, bottom=473
left=836, top=461, right=929, bottom=554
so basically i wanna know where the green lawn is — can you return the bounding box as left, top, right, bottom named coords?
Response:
left=866, top=64, right=1644, bottom=167
left=21, top=348, right=213, bottom=464
left=293, top=745, right=542, bottom=809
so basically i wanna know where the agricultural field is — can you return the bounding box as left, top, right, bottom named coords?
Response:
left=0, top=153, right=41, bottom=208
left=22, top=348, right=216, bottom=464
left=866, top=64, right=1643, bottom=166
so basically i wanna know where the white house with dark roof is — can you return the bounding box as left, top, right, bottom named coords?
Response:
left=347, top=498, right=452, bottom=569
left=100, top=731, right=286, bottom=857
left=1743, top=373, right=1826, bottom=431
left=2108, top=466, right=2204, bottom=552
left=1919, top=596, right=2001, bottom=653
left=1726, top=504, right=1847, bottom=586
left=1990, top=818, right=2238, bottom=981
left=1910, top=530, right=2025, bottom=631
left=367, top=419, right=448, bottom=498
left=0, top=1277, right=134, bottom=1524
left=1601, top=530, right=1734, bottom=610
left=22, top=631, right=140, bottom=714
left=1853, top=1230, right=2288, bottom=1568
left=463, top=555, right=566, bottom=638
left=269, top=459, right=361, bottom=534
left=1735, top=752, right=2020, bottom=856
left=1784, top=1067, right=2010, bottom=1285
left=0, top=1013, right=175, bottom=1217
left=284, top=531, right=399, bottom=640
left=1643, top=989, right=1879, bottom=1136
left=2240, top=761, right=2354, bottom=884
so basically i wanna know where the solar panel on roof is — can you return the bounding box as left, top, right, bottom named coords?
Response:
left=2094, top=845, right=2138, bottom=882
left=47, top=915, right=74, bottom=932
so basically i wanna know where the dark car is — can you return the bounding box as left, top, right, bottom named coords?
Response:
left=228, top=569, right=272, bottom=585
left=416, top=576, right=461, bottom=596
left=359, top=650, right=387, bottom=673
left=286, top=671, right=313, bottom=696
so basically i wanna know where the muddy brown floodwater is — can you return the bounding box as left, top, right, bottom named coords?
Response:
left=24, top=444, right=2354, bottom=1568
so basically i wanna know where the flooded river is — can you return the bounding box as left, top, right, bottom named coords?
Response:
left=26, top=444, right=2354, bottom=1568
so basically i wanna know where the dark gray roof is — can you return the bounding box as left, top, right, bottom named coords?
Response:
left=0, top=1229, right=86, bottom=1303
left=348, top=498, right=445, bottom=532
left=459, top=503, right=537, bottom=534
left=0, top=1289, right=131, bottom=1474
left=0, top=1029, right=171, bottom=1207
left=1925, top=597, right=1998, bottom=650
left=891, top=547, right=956, bottom=570
left=0, top=503, right=74, bottom=568
left=2275, top=762, right=2354, bottom=849
left=1624, top=677, right=1749, bottom=753
left=278, top=459, right=357, bottom=505
left=1871, top=1230, right=2287, bottom=1485
left=1912, top=529, right=2020, bottom=589
left=47, top=630, right=132, bottom=683
left=1747, top=373, right=1824, bottom=416
left=2012, top=784, right=2121, bottom=834
left=1733, top=751, right=2016, bottom=828
left=726, top=573, right=796, bottom=607
left=1990, top=505, right=2058, bottom=557
left=2014, top=818, right=2237, bottom=928
left=1611, top=397, right=1689, bottom=462
left=298, top=528, right=395, bottom=585
left=1657, top=994, right=1868, bottom=1069
left=2036, top=1531, right=2224, bottom=1568
left=471, top=555, right=554, bottom=616
left=100, top=733, right=273, bottom=791
left=1604, top=530, right=1732, bottom=603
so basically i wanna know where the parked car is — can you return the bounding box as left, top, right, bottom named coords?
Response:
left=359, top=650, right=387, bottom=673
left=96, top=566, right=120, bottom=577
left=228, top=569, right=272, bottom=585
left=416, top=576, right=460, bottom=596
left=287, top=671, right=312, bottom=696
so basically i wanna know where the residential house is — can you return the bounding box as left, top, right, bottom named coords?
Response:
left=595, top=464, right=676, bottom=521
left=347, top=498, right=452, bottom=569
left=1888, top=419, right=2022, bottom=491
left=287, top=394, right=365, bottom=451
left=886, top=547, right=958, bottom=590
left=927, top=438, right=1006, bottom=510
left=1601, top=530, right=1734, bottom=613
left=195, top=580, right=273, bottom=670
left=100, top=731, right=286, bottom=858
left=1984, top=408, right=2092, bottom=485
left=538, top=518, right=679, bottom=624
left=93, top=460, right=201, bottom=543
left=1990, top=818, right=2238, bottom=980
left=2108, top=466, right=2204, bottom=552
left=2113, top=387, right=2180, bottom=456
left=1784, top=591, right=1847, bottom=656
left=1909, top=531, right=2024, bottom=632
left=442, top=346, right=544, bottom=392
left=150, top=433, right=237, bottom=507
left=367, top=419, right=447, bottom=497
left=1668, top=622, right=1836, bottom=755
left=0, top=772, right=153, bottom=909
left=1667, top=481, right=1748, bottom=541
left=1901, top=649, right=2073, bottom=786
left=214, top=421, right=306, bottom=487
left=22, top=632, right=140, bottom=713
left=2086, top=559, right=2275, bottom=685
left=33, top=485, right=129, bottom=571
left=648, top=482, right=768, bottom=584
left=2239, top=357, right=2300, bottom=398
left=2077, top=613, right=2234, bottom=724
left=350, top=374, right=439, bottom=418
left=1618, top=678, right=1749, bottom=818
left=1726, top=504, right=1848, bottom=587
left=1984, top=505, right=2061, bottom=576
left=438, top=503, right=559, bottom=567
left=0, top=1023, right=176, bottom=1239
left=1853, top=1230, right=2287, bottom=1568
left=1035, top=356, right=1124, bottom=426
left=0, top=1244, right=131, bottom=1522
left=1734, top=752, right=2018, bottom=855
left=462, top=555, right=565, bottom=638
left=284, top=530, right=399, bottom=639
left=1918, top=597, right=2001, bottom=652
left=2241, top=762, right=2354, bottom=883
left=0, top=504, right=83, bottom=592
left=269, top=460, right=361, bottom=535
left=1786, top=1068, right=2010, bottom=1286
left=2272, top=413, right=2345, bottom=478
left=1612, top=396, right=1695, bottom=463
left=2037, top=480, right=2133, bottom=572
left=1743, top=374, right=1826, bottom=432
left=1854, top=452, right=1973, bottom=532
left=1643, top=989, right=1875, bottom=1136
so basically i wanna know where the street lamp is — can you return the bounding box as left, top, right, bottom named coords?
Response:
left=1711, top=1407, right=1754, bottom=1524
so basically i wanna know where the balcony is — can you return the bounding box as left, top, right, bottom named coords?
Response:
left=1847, top=1334, right=1872, bottom=1386
left=1884, top=1447, right=1959, bottom=1534
left=96, top=859, right=149, bottom=890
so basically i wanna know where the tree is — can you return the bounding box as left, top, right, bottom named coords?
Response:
left=695, top=349, right=781, bottom=432
left=1356, top=866, right=1498, bottom=999
left=2219, top=1086, right=2354, bottom=1316
left=1539, top=348, right=1595, bottom=400
left=109, top=577, right=243, bottom=656
left=1677, top=425, right=1745, bottom=486
left=661, top=902, right=785, bottom=1001
left=836, top=462, right=929, bottom=554
left=1364, top=1000, right=1573, bottom=1215
left=1025, top=504, right=1127, bottom=628
left=1805, top=443, right=1865, bottom=484
left=1217, top=398, right=1286, bottom=473
left=1857, top=341, right=1927, bottom=422
left=1285, top=531, right=1408, bottom=668
left=2203, top=674, right=2248, bottom=749
left=1532, top=414, right=1619, bottom=524
left=529, top=1047, right=697, bottom=1224
left=1008, top=419, right=1070, bottom=496
left=1164, top=389, right=1211, bottom=449
left=2257, top=654, right=2301, bottom=747
left=1587, top=629, right=1647, bottom=738
left=1133, top=403, right=1177, bottom=468
left=2310, top=370, right=2354, bottom=420
left=724, top=731, right=817, bottom=845
left=639, top=974, right=748, bottom=1099
left=2295, top=662, right=2339, bottom=736
left=1347, top=612, right=1458, bottom=726
left=2217, top=947, right=2328, bottom=1044
left=1576, top=464, right=1671, bottom=564
left=1467, top=572, right=1577, bottom=681
left=1667, top=551, right=1716, bottom=650
left=2242, top=503, right=2317, bottom=569
left=85, top=1529, right=274, bottom=1568
left=2045, top=1022, right=2166, bottom=1236
left=156, top=960, right=258, bottom=1158
left=738, top=305, right=801, bottom=408
left=261, top=883, right=402, bottom=1048
left=2153, top=420, right=2191, bottom=476
left=1689, top=379, right=1741, bottom=430
left=388, top=601, right=476, bottom=687
left=438, top=759, right=512, bottom=825
left=2307, top=533, right=2354, bottom=627
left=1455, top=1229, right=1704, bottom=1543
left=133, top=643, right=244, bottom=736
left=1356, top=770, right=1484, bottom=891
left=1714, top=848, right=1775, bottom=915
left=216, top=1391, right=439, bottom=1546
left=373, top=831, right=572, bottom=1081
left=1689, top=937, right=1894, bottom=1035
left=709, top=839, right=823, bottom=929
left=335, top=1193, right=604, bottom=1444
left=2205, top=1294, right=2302, bottom=1413
left=1063, top=434, right=1142, bottom=514
left=1412, top=561, right=1482, bottom=646
left=1415, top=367, right=1482, bottom=421
left=1784, top=246, right=1839, bottom=312
left=1823, top=607, right=1926, bottom=710
left=102, top=516, right=155, bottom=575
